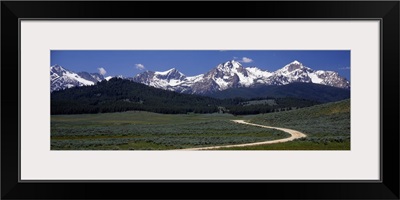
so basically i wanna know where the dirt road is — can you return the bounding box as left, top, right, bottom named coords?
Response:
left=176, top=120, right=307, bottom=150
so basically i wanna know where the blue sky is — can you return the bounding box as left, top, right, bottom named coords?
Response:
left=51, top=50, right=351, bottom=80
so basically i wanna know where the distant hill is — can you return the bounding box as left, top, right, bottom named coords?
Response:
left=51, top=78, right=324, bottom=115
left=208, top=82, right=350, bottom=103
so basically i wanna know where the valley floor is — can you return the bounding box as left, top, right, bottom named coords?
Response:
left=177, top=120, right=307, bottom=150
left=51, top=112, right=291, bottom=150
left=51, top=99, right=350, bottom=150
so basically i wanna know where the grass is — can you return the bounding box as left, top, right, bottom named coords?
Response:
left=51, top=111, right=235, bottom=126
left=51, top=112, right=290, bottom=150
left=218, top=140, right=350, bottom=150
left=246, top=99, right=350, bottom=137
left=51, top=99, right=350, bottom=150
left=221, top=99, right=351, bottom=150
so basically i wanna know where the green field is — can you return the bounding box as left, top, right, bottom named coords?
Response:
left=223, top=99, right=351, bottom=150
left=248, top=99, right=350, bottom=138
left=51, top=112, right=290, bottom=150
left=218, top=140, right=350, bottom=150
left=51, top=99, right=350, bottom=150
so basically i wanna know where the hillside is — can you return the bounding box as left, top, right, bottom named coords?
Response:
left=209, top=82, right=350, bottom=103
left=51, top=78, right=221, bottom=114
left=249, top=99, right=350, bottom=138
left=51, top=78, right=325, bottom=115
left=215, top=99, right=351, bottom=150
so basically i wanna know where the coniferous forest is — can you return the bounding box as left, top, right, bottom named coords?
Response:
left=51, top=78, right=321, bottom=115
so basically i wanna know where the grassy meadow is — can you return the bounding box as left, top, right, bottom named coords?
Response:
left=222, top=99, right=351, bottom=150
left=51, top=112, right=289, bottom=150
left=51, top=99, right=350, bottom=150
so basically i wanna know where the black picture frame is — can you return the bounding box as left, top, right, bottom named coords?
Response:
left=1, top=1, right=399, bottom=199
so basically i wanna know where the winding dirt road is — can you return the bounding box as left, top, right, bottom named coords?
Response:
left=177, top=120, right=307, bottom=150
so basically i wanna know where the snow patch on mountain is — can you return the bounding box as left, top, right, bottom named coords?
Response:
left=65, top=72, right=94, bottom=86
left=308, top=72, right=323, bottom=84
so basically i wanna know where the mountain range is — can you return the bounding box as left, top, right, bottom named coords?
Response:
left=50, top=60, right=350, bottom=94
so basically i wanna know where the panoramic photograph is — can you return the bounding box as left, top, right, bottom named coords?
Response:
left=50, top=50, right=350, bottom=150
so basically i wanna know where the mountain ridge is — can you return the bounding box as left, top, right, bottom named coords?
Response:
left=51, top=60, right=350, bottom=94
left=132, top=60, right=350, bottom=94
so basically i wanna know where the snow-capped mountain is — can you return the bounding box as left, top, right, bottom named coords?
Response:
left=266, top=60, right=350, bottom=88
left=50, top=65, right=104, bottom=92
left=189, top=60, right=271, bottom=94
left=133, top=60, right=350, bottom=94
left=132, top=68, right=203, bottom=93
left=51, top=60, right=350, bottom=94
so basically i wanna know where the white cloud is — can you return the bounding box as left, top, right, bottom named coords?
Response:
left=97, top=67, right=107, bottom=75
left=241, top=57, right=253, bottom=63
left=135, top=64, right=145, bottom=70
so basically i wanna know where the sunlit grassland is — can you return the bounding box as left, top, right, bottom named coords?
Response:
left=248, top=99, right=350, bottom=137
left=51, top=112, right=290, bottom=150
left=51, top=99, right=350, bottom=150
left=218, top=140, right=350, bottom=150
left=220, top=99, right=350, bottom=150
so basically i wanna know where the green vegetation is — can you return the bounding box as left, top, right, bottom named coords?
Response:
left=51, top=98, right=350, bottom=150
left=51, top=112, right=290, bottom=150
left=51, top=78, right=320, bottom=115
left=210, top=82, right=350, bottom=103
left=227, top=97, right=319, bottom=115
left=51, top=78, right=221, bottom=115
left=218, top=140, right=350, bottom=150
left=248, top=99, right=350, bottom=137
left=241, top=99, right=277, bottom=106
left=220, top=99, right=351, bottom=150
